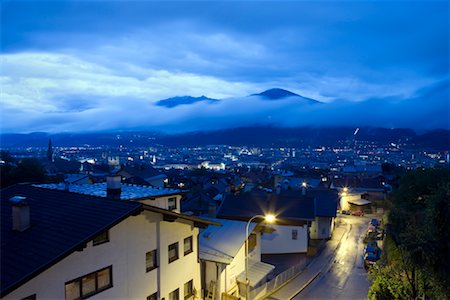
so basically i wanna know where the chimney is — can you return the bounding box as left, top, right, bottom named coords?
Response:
left=10, top=196, right=30, bottom=232
left=64, top=181, right=70, bottom=191
left=208, top=203, right=217, bottom=218
left=301, top=182, right=307, bottom=195
left=107, top=175, right=122, bottom=200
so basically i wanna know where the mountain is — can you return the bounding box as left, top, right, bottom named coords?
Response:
left=154, top=88, right=320, bottom=108
left=251, top=88, right=321, bottom=104
left=155, top=95, right=219, bottom=108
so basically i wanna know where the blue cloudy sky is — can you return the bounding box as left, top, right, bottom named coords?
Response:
left=1, top=0, right=449, bottom=133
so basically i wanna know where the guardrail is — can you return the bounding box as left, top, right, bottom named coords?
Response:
left=249, top=259, right=309, bottom=300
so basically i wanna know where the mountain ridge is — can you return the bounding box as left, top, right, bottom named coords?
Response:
left=1, top=127, right=448, bottom=150
left=155, top=95, right=219, bottom=108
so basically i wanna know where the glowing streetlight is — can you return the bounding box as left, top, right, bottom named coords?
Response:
left=343, top=187, right=348, bottom=192
left=301, top=181, right=307, bottom=188
left=245, top=214, right=276, bottom=299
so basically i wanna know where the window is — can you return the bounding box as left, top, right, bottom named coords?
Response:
left=65, top=266, right=112, bottom=300
left=248, top=233, right=257, bottom=253
left=147, top=292, right=158, bottom=300
left=292, top=229, right=298, bottom=240
left=184, top=236, right=193, bottom=255
left=168, top=242, right=179, bottom=263
left=184, top=280, right=194, bottom=299
left=146, top=250, right=158, bottom=272
left=168, top=197, right=177, bottom=210
left=92, top=231, right=109, bottom=246
left=169, top=288, right=179, bottom=300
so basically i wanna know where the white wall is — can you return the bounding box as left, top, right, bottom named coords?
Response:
left=204, top=233, right=262, bottom=299
left=310, top=217, right=333, bottom=239
left=261, top=225, right=308, bottom=254
left=140, top=194, right=182, bottom=213
left=4, top=211, right=200, bottom=300
left=159, top=219, right=201, bottom=299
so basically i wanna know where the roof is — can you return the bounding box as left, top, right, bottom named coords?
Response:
left=35, top=182, right=182, bottom=200
left=1, top=184, right=142, bottom=297
left=347, top=198, right=372, bottom=206
left=141, top=204, right=220, bottom=229
left=117, top=165, right=164, bottom=180
left=199, top=217, right=256, bottom=264
left=236, top=261, right=275, bottom=286
left=307, top=189, right=339, bottom=217
left=217, top=190, right=315, bottom=224
left=332, top=177, right=385, bottom=191
left=64, top=174, right=89, bottom=184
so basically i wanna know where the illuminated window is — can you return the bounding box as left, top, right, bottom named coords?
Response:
left=168, top=242, right=179, bottom=263
left=65, top=266, right=112, bottom=300
left=184, top=236, right=193, bottom=255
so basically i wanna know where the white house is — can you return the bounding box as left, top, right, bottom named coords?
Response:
left=217, top=190, right=315, bottom=255
left=308, top=189, right=339, bottom=240
left=199, top=218, right=275, bottom=299
left=1, top=183, right=217, bottom=300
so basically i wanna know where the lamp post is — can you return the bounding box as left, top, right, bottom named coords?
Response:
left=245, top=214, right=276, bottom=300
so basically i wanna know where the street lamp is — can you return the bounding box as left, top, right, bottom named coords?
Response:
left=245, top=214, right=276, bottom=299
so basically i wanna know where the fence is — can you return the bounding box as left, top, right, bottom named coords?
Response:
left=248, top=259, right=309, bottom=300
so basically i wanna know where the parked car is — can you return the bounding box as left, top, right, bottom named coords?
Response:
left=364, top=252, right=378, bottom=269
left=363, top=230, right=378, bottom=243
left=365, top=244, right=380, bottom=256
left=364, top=244, right=382, bottom=269
left=341, top=210, right=351, bottom=215
left=351, top=210, right=364, bottom=216
left=370, top=218, right=380, bottom=227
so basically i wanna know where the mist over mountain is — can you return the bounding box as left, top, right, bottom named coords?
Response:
left=251, top=88, right=321, bottom=104
left=3, top=80, right=448, bottom=134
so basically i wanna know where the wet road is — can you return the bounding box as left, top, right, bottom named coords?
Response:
left=292, top=215, right=371, bottom=300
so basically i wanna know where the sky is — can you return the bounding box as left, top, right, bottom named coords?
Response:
left=1, top=0, right=449, bottom=133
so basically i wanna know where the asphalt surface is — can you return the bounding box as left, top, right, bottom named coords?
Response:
left=291, top=215, right=372, bottom=300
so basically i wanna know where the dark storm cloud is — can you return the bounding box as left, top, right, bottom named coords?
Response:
left=1, top=0, right=448, bottom=133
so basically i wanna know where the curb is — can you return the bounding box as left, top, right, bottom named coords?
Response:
left=263, top=221, right=350, bottom=300
left=289, top=271, right=322, bottom=299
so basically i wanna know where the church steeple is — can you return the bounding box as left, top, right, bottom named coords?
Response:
left=47, top=139, right=53, bottom=162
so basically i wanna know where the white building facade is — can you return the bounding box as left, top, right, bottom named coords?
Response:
left=4, top=209, right=204, bottom=300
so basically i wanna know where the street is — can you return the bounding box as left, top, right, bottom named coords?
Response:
left=291, top=215, right=372, bottom=300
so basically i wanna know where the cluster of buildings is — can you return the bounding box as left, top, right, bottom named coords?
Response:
left=2, top=169, right=342, bottom=300
left=2, top=138, right=446, bottom=299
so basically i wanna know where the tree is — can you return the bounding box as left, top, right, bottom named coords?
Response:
left=368, top=168, right=450, bottom=300
left=0, top=158, right=47, bottom=188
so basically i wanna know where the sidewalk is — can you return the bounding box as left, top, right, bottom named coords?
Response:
left=265, top=222, right=349, bottom=300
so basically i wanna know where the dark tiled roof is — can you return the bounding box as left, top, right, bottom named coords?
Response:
left=333, top=177, right=384, bottom=190
left=1, top=184, right=142, bottom=297
left=118, top=165, right=164, bottom=180
left=307, top=189, right=338, bottom=217
left=217, top=190, right=315, bottom=224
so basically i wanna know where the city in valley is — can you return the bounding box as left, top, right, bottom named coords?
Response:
left=1, top=127, right=449, bottom=299
left=1, top=1, right=449, bottom=300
